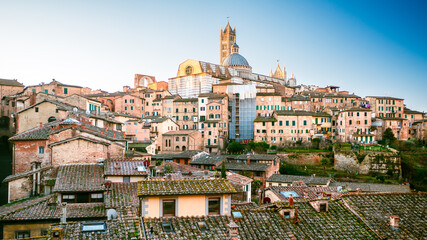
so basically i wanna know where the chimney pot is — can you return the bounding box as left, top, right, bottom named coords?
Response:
left=246, top=155, right=250, bottom=165
left=390, top=215, right=399, bottom=229
left=39, top=122, right=42, bottom=128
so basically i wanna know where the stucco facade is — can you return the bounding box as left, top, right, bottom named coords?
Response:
left=140, top=194, right=232, bottom=218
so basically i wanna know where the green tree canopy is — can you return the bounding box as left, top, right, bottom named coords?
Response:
left=227, top=141, right=244, bottom=153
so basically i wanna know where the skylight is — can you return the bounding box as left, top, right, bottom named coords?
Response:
left=280, top=191, right=300, bottom=198
left=82, top=222, right=107, bottom=232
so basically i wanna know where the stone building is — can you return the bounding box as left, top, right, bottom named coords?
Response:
left=161, top=130, right=203, bottom=153
left=336, top=108, right=374, bottom=143
left=138, top=179, right=236, bottom=218
left=172, top=98, right=198, bottom=130
left=9, top=118, right=125, bottom=175
left=0, top=78, right=25, bottom=131
left=199, top=93, right=229, bottom=153
left=254, top=110, right=331, bottom=145
left=365, top=96, right=405, bottom=118
left=23, top=79, right=91, bottom=97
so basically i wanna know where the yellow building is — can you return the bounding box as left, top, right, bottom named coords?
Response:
left=138, top=179, right=236, bottom=218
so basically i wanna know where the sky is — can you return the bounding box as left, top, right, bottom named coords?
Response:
left=1, top=0, right=426, bottom=111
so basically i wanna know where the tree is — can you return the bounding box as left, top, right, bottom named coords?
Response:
left=382, top=128, right=396, bottom=145
left=227, top=141, right=244, bottom=153
left=311, top=138, right=321, bottom=149
left=251, top=180, right=262, bottom=195
left=221, top=161, right=226, bottom=179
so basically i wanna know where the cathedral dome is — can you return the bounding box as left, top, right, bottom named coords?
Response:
left=222, top=53, right=250, bottom=68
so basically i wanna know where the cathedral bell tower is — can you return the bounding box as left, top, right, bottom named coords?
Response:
left=220, top=21, right=236, bottom=65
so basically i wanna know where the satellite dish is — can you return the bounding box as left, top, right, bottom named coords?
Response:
left=73, top=107, right=78, bottom=112
left=86, top=110, right=91, bottom=115
left=337, top=186, right=343, bottom=192
left=107, top=209, right=118, bottom=220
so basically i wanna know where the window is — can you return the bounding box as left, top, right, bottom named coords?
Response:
left=279, top=121, right=283, bottom=126
left=185, top=65, right=193, bottom=75
left=162, top=199, right=176, bottom=217
left=320, top=203, right=327, bottom=212
left=90, top=193, right=104, bottom=202
left=176, top=137, right=179, bottom=141
left=64, top=88, right=68, bottom=94
left=38, top=146, right=45, bottom=154
left=283, top=211, right=291, bottom=219
left=292, top=121, right=295, bottom=126
left=208, top=198, right=220, bottom=215
left=182, top=137, right=186, bottom=141
left=123, top=176, right=130, bottom=183
left=286, top=121, right=289, bottom=126
left=15, top=231, right=30, bottom=239
left=303, top=120, right=307, bottom=126
left=162, top=222, right=175, bottom=233
left=35, top=107, right=39, bottom=112
left=62, top=194, right=76, bottom=203
left=125, top=99, right=127, bottom=103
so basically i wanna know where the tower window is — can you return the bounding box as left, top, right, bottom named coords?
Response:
left=185, top=66, right=193, bottom=75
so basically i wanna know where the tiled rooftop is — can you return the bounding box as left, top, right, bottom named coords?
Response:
left=104, top=159, right=149, bottom=176
left=54, top=164, right=105, bottom=192
left=49, top=217, right=143, bottom=240
left=280, top=201, right=377, bottom=239
left=226, top=172, right=253, bottom=186
left=10, top=118, right=125, bottom=141
left=222, top=162, right=270, bottom=172
left=232, top=154, right=277, bottom=161
left=0, top=194, right=105, bottom=221
left=190, top=155, right=227, bottom=166
left=138, top=179, right=237, bottom=196
left=267, top=174, right=332, bottom=185
left=266, top=186, right=320, bottom=202
left=330, top=181, right=411, bottom=193
left=105, top=182, right=139, bottom=215
left=342, top=193, right=427, bottom=239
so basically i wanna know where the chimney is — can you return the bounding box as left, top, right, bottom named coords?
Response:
left=246, top=155, right=250, bottom=165
left=228, top=221, right=240, bottom=239
left=39, top=122, right=43, bottom=128
left=390, top=215, right=399, bottom=229
left=60, top=202, right=67, bottom=223
left=356, top=188, right=362, bottom=195
left=114, top=132, right=116, bottom=138
left=289, top=194, right=294, bottom=206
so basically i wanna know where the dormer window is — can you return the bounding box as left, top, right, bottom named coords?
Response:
left=161, top=222, right=174, bottom=233
left=197, top=221, right=209, bottom=233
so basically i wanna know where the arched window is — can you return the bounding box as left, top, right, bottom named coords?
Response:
left=182, top=146, right=186, bottom=151
left=48, top=116, right=57, bottom=122
left=185, top=66, right=193, bottom=75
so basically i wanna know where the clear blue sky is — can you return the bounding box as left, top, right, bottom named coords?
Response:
left=1, top=0, right=426, bottom=111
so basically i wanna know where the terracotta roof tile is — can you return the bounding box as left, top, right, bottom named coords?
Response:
left=104, top=160, right=149, bottom=176
left=54, top=164, right=105, bottom=192
left=342, top=192, right=427, bottom=239
left=138, top=179, right=236, bottom=196
left=0, top=194, right=105, bottom=221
